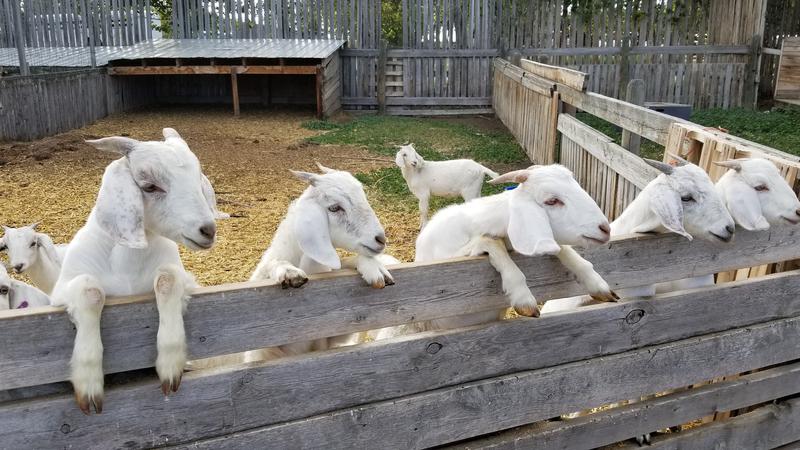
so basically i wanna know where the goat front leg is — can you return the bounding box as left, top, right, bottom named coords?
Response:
left=468, top=236, right=539, bottom=317
left=352, top=255, right=395, bottom=289
left=154, top=264, right=189, bottom=395
left=418, top=192, right=430, bottom=230
left=557, top=246, right=618, bottom=302
left=251, top=258, right=308, bottom=288
left=62, top=275, right=106, bottom=414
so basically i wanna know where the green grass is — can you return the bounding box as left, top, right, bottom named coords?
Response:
left=691, top=105, right=800, bottom=155
left=305, top=115, right=528, bottom=207
left=576, top=104, right=800, bottom=160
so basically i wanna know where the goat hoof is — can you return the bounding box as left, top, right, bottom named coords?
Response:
left=161, top=375, right=182, bottom=396
left=591, top=291, right=618, bottom=303
left=635, top=433, right=651, bottom=446
left=75, top=391, right=103, bottom=415
left=289, top=276, right=308, bottom=288
left=371, top=279, right=386, bottom=289
left=514, top=303, right=540, bottom=318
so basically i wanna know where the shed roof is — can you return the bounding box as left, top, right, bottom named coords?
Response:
left=0, top=38, right=346, bottom=68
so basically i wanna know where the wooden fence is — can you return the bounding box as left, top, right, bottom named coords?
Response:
left=0, top=0, right=152, bottom=48
left=0, top=69, right=155, bottom=140
left=2, top=228, right=800, bottom=448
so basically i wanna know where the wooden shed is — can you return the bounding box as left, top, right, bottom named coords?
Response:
left=106, top=39, right=345, bottom=118
left=775, top=37, right=800, bottom=106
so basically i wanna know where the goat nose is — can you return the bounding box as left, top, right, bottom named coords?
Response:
left=13, top=264, right=23, bottom=273
left=199, top=223, right=216, bottom=240
left=375, top=234, right=387, bottom=246
left=598, top=223, right=611, bottom=235
left=796, top=209, right=800, bottom=217
left=725, top=224, right=735, bottom=235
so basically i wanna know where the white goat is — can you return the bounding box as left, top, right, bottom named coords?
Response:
left=395, top=144, right=499, bottom=228
left=248, top=164, right=396, bottom=357
left=715, top=157, right=800, bottom=229
left=0, top=263, right=52, bottom=310
left=0, top=224, right=67, bottom=294
left=50, top=128, right=225, bottom=414
left=388, top=164, right=616, bottom=334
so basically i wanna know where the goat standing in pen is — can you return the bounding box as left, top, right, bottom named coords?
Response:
left=395, top=143, right=499, bottom=228
left=50, top=128, right=226, bottom=414
left=248, top=163, right=397, bottom=357
left=375, top=164, right=616, bottom=340
left=0, top=223, right=67, bottom=294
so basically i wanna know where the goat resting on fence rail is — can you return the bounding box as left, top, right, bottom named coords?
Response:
left=50, top=128, right=226, bottom=414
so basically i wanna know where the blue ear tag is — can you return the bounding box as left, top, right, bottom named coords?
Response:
left=505, top=184, right=518, bottom=191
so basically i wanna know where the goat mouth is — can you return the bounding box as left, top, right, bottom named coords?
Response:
left=582, top=235, right=609, bottom=245
left=783, top=216, right=800, bottom=225
left=183, top=236, right=213, bottom=250
left=709, top=231, right=732, bottom=243
left=360, top=244, right=384, bottom=255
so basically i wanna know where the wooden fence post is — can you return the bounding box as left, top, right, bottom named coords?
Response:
left=84, top=0, right=97, bottom=68
left=621, top=79, right=645, bottom=155
left=618, top=38, right=631, bottom=99
left=377, top=39, right=387, bottom=114
left=10, top=0, right=29, bottom=76
left=743, top=34, right=763, bottom=109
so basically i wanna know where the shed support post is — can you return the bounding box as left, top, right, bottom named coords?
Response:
left=231, top=68, right=240, bottom=116
left=316, top=65, right=323, bottom=119
left=11, top=0, right=29, bottom=76
left=621, top=79, right=645, bottom=156
left=377, top=40, right=387, bottom=114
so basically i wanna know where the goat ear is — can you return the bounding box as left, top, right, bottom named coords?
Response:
left=35, top=233, right=62, bottom=264
left=95, top=159, right=147, bottom=248
left=201, top=174, right=230, bottom=220
left=85, top=136, right=140, bottom=156
left=9, top=280, right=50, bottom=309
left=489, top=170, right=530, bottom=185
left=28, top=222, right=40, bottom=230
left=722, top=179, right=769, bottom=231
left=293, top=200, right=341, bottom=269
left=291, top=170, right=320, bottom=186
left=634, top=188, right=692, bottom=240
left=506, top=191, right=560, bottom=256
left=162, top=128, right=183, bottom=141
left=0, top=236, right=6, bottom=252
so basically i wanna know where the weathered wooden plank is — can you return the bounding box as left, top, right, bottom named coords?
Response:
left=558, top=114, right=660, bottom=188
left=175, top=317, right=800, bottom=450
left=520, top=58, right=588, bottom=91
left=385, top=96, right=492, bottom=105
left=108, top=65, right=319, bottom=75
left=620, top=396, right=800, bottom=449
left=446, top=362, right=800, bottom=450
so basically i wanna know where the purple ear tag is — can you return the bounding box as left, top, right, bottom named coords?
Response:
left=17, top=301, right=29, bottom=309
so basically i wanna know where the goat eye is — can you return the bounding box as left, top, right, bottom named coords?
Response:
left=0, top=245, right=6, bottom=252
left=755, top=185, right=769, bottom=192
left=0, top=286, right=7, bottom=295
left=328, top=205, right=343, bottom=213
left=29, top=241, right=37, bottom=248
left=544, top=198, right=563, bottom=206
left=141, top=183, right=164, bottom=194
left=681, top=195, right=695, bottom=202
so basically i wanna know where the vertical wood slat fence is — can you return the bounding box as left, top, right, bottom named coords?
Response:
left=0, top=0, right=152, bottom=48
left=167, top=0, right=770, bottom=112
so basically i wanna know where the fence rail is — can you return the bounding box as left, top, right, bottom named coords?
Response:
left=2, top=227, right=800, bottom=448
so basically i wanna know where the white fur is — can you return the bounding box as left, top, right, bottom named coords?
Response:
left=50, top=128, right=225, bottom=413
left=395, top=144, right=499, bottom=228
left=0, top=263, right=52, bottom=310
left=0, top=223, right=67, bottom=294
left=542, top=161, right=736, bottom=314
left=248, top=164, right=395, bottom=358
left=375, top=165, right=614, bottom=337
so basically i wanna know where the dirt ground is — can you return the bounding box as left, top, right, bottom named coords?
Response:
left=0, top=106, right=504, bottom=286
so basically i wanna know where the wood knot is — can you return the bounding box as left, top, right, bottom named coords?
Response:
left=60, top=424, right=71, bottom=434
left=625, top=309, right=645, bottom=325
left=199, top=336, right=207, bottom=343
left=426, top=342, right=443, bottom=354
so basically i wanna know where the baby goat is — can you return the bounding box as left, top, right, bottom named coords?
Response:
left=249, top=164, right=395, bottom=356
left=0, top=223, right=67, bottom=294
left=50, top=128, right=225, bottom=414
left=411, top=164, right=616, bottom=331
left=0, top=263, right=51, bottom=310
left=395, top=144, right=499, bottom=228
